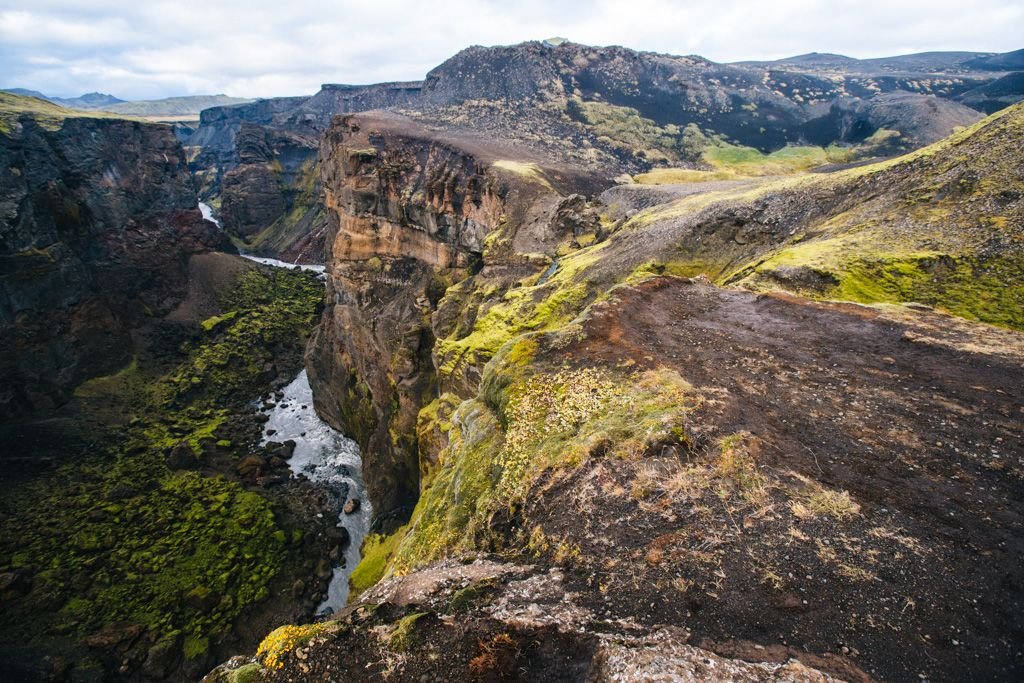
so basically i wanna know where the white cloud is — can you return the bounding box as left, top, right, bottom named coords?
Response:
left=0, top=0, right=1021, bottom=99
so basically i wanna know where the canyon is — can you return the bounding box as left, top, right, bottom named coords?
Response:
left=1, top=38, right=1023, bottom=682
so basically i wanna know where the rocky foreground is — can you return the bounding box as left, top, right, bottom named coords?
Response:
left=2, top=41, right=1023, bottom=682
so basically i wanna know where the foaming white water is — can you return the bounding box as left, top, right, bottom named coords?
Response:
left=198, top=202, right=221, bottom=229
left=259, top=371, right=370, bottom=613
left=240, top=254, right=325, bottom=274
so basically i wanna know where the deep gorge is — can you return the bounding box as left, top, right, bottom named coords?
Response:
left=2, top=37, right=1023, bottom=683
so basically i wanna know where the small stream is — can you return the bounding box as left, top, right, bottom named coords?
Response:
left=199, top=201, right=221, bottom=228
left=199, top=201, right=326, bottom=274
left=205, top=196, right=369, bottom=614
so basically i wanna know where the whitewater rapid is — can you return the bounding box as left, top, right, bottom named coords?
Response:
left=259, top=371, right=370, bottom=613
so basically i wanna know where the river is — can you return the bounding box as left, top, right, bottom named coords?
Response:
left=199, top=201, right=326, bottom=274
left=208, top=194, right=368, bottom=614
left=259, top=371, right=370, bottom=613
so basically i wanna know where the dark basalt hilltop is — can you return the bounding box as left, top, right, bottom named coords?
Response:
left=186, top=40, right=1023, bottom=263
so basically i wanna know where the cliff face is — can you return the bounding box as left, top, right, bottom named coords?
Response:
left=0, top=111, right=230, bottom=418
left=306, top=112, right=598, bottom=522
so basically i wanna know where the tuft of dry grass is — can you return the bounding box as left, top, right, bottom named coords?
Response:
left=789, top=474, right=861, bottom=520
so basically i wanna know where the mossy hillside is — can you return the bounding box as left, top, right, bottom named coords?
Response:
left=0, top=265, right=324, bottom=666
left=378, top=336, right=697, bottom=576
left=434, top=257, right=596, bottom=384
left=415, top=392, right=463, bottom=486
left=349, top=527, right=408, bottom=597
left=568, top=99, right=688, bottom=164
left=741, top=245, right=1024, bottom=329
left=614, top=103, right=1024, bottom=328
left=164, top=267, right=322, bottom=407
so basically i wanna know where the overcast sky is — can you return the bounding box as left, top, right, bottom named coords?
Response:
left=2, top=0, right=1022, bottom=100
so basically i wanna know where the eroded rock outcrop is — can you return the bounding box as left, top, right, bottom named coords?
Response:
left=306, top=112, right=607, bottom=523
left=0, top=109, right=231, bottom=418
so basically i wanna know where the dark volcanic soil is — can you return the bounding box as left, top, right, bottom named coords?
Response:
left=539, top=276, right=1024, bottom=681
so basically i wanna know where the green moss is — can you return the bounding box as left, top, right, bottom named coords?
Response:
left=388, top=612, right=428, bottom=652
left=183, top=634, right=210, bottom=660
left=744, top=235, right=1024, bottom=329
left=392, top=360, right=697, bottom=574
left=571, top=99, right=685, bottom=162
left=229, top=663, right=266, bottom=683
left=392, top=400, right=503, bottom=571
left=436, top=279, right=591, bottom=382
left=448, top=578, right=496, bottom=612
left=349, top=528, right=407, bottom=596
left=163, top=268, right=321, bottom=406
left=201, top=311, right=239, bottom=332
left=0, top=265, right=323, bottom=662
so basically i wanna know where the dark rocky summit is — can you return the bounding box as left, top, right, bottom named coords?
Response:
left=186, top=41, right=1024, bottom=264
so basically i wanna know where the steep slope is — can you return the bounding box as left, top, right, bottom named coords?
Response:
left=0, top=93, right=231, bottom=417
left=0, top=93, right=358, bottom=682
left=306, top=111, right=608, bottom=522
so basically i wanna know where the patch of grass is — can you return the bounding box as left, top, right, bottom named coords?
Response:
left=703, top=141, right=853, bottom=176
left=633, top=168, right=739, bottom=184
left=388, top=612, right=428, bottom=652
left=790, top=475, right=861, bottom=520
left=491, top=160, right=554, bottom=190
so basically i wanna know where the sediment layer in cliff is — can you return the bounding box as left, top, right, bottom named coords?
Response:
left=306, top=111, right=613, bottom=523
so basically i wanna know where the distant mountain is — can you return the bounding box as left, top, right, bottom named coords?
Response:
left=52, top=92, right=125, bottom=109
left=1, top=89, right=251, bottom=118
left=102, top=95, right=254, bottom=117
left=3, top=87, right=50, bottom=100
left=734, top=49, right=1022, bottom=75
left=964, top=48, right=1024, bottom=71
